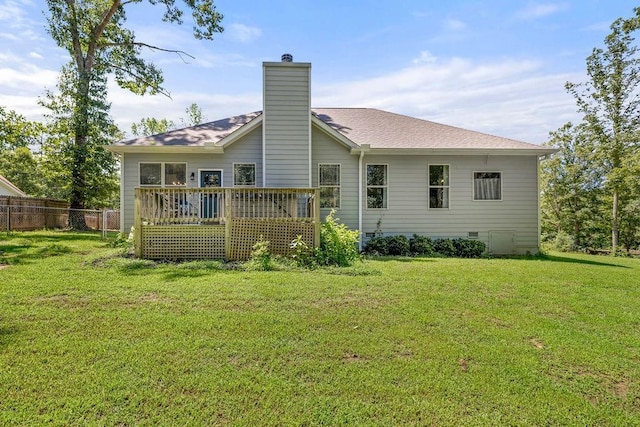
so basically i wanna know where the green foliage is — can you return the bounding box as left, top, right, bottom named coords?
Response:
left=562, top=13, right=640, bottom=251
left=386, top=235, right=410, bottom=256
left=317, top=210, right=360, bottom=267
left=362, top=236, right=388, bottom=256
left=246, top=236, right=275, bottom=271
left=451, top=238, right=486, bottom=258
left=182, top=103, right=206, bottom=127
left=364, top=235, right=484, bottom=258
left=42, top=0, right=223, bottom=223
left=130, top=117, right=175, bottom=137
left=409, top=234, right=435, bottom=256
left=0, top=107, right=46, bottom=196
left=433, top=238, right=456, bottom=257
left=289, top=235, right=314, bottom=267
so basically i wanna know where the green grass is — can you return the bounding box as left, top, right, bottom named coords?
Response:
left=1, top=231, right=639, bottom=426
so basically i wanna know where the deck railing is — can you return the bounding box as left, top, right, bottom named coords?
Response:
left=134, top=187, right=320, bottom=259
left=136, top=187, right=317, bottom=225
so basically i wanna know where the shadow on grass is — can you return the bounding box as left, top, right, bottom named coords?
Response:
left=530, top=254, right=631, bottom=268
left=0, top=231, right=104, bottom=265
left=364, top=253, right=630, bottom=268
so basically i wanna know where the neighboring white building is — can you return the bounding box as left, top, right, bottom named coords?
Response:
left=107, top=55, right=556, bottom=255
left=0, top=175, right=27, bottom=197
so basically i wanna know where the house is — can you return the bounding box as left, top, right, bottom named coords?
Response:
left=107, top=55, right=556, bottom=259
left=0, top=175, right=27, bottom=197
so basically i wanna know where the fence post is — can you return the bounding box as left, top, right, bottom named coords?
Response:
left=134, top=189, right=142, bottom=258
left=224, top=188, right=232, bottom=260
left=6, top=196, right=11, bottom=232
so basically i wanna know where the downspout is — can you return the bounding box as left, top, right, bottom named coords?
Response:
left=119, top=153, right=125, bottom=233
left=358, top=149, right=365, bottom=251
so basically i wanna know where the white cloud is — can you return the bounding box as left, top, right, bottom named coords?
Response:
left=412, top=50, right=437, bottom=64
left=29, top=51, right=43, bottom=59
left=515, top=3, right=566, bottom=21
left=314, top=56, right=581, bottom=144
left=227, top=23, right=262, bottom=43
left=444, top=19, right=466, bottom=31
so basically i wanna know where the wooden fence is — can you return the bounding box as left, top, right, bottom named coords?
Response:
left=0, top=196, right=120, bottom=232
left=135, top=187, right=320, bottom=260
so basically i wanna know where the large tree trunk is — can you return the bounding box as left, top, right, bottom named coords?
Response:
left=69, top=70, right=91, bottom=230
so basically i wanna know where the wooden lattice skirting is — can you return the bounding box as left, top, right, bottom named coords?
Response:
left=140, top=221, right=316, bottom=260
left=141, top=225, right=226, bottom=259
left=227, top=219, right=315, bottom=261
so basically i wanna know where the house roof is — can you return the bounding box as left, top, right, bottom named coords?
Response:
left=313, top=108, right=550, bottom=152
left=0, top=175, right=27, bottom=197
left=108, top=108, right=555, bottom=155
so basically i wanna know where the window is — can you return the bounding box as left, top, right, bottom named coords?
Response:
left=474, top=172, right=502, bottom=201
left=319, top=164, right=340, bottom=208
left=367, top=164, right=388, bottom=209
left=139, top=163, right=186, bottom=186
left=233, top=163, right=256, bottom=186
left=429, top=165, right=449, bottom=208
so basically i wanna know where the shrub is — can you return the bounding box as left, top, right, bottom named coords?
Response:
left=317, top=210, right=360, bottom=267
left=363, top=236, right=388, bottom=256
left=246, top=236, right=275, bottom=271
left=433, top=238, right=456, bottom=257
left=452, top=238, right=486, bottom=258
left=553, top=231, right=575, bottom=252
left=410, top=234, right=434, bottom=256
left=386, top=235, right=410, bottom=256
left=289, top=235, right=315, bottom=267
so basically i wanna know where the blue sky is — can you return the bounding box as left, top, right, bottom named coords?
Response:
left=0, top=0, right=637, bottom=143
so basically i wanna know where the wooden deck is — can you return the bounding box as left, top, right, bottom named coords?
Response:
left=134, top=188, right=320, bottom=260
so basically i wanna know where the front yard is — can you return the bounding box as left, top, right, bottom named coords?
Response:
left=1, top=231, right=639, bottom=425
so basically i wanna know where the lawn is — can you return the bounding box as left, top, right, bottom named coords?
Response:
left=1, top=231, right=639, bottom=426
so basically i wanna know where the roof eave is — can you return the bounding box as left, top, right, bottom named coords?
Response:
left=356, top=147, right=559, bottom=156
left=105, top=145, right=224, bottom=154
left=214, top=114, right=264, bottom=149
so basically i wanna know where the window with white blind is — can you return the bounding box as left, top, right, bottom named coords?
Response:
left=474, top=172, right=502, bottom=201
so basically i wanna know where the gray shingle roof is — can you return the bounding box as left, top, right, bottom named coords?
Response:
left=112, top=107, right=549, bottom=152
left=113, top=111, right=261, bottom=147
left=313, top=108, right=542, bottom=150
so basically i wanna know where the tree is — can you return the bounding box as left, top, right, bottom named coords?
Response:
left=131, top=117, right=175, bottom=137
left=40, top=65, right=121, bottom=208
left=182, top=102, right=206, bottom=127
left=565, top=15, right=640, bottom=252
left=0, top=106, right=43, bottom=151
left=540, top=123, right=606, bottom=249
left=44, top=0, right=223, bottom=227
left=0, top=107, right=45, bottom=196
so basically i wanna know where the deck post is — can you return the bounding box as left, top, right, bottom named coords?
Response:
left=314, top=188, right=321, bottom=248
left=134, top=188, right=142, bottom=258
left=224, top=188, right=232, bottom=260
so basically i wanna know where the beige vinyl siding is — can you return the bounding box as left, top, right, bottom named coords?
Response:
left=263, top=63, right=311, bottom=187
left=311, top=127, right=359, bottom=230
left=361, top=155, right=540, bottom=254
left=120, top=127, right=263, bottom=231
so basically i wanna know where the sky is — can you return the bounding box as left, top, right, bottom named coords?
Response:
left=0, top=0, right=637, bottom=144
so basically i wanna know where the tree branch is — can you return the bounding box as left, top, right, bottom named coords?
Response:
left=107, top=62, right=172, bottom=99
left=103, top=41, right=196, bottom=63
